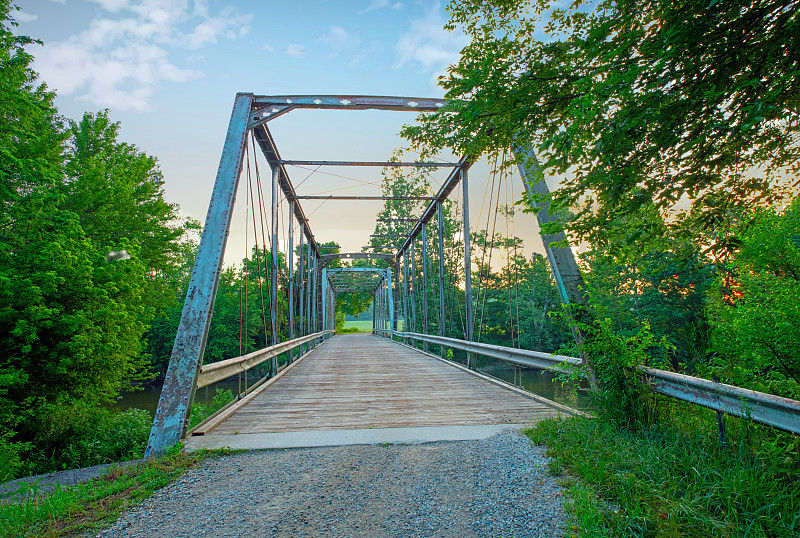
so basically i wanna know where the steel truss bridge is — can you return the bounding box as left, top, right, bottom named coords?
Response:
left=144, top=94, right=800, bottom=456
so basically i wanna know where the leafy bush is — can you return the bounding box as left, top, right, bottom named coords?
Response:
left=188, top=388, right=234, bottom=430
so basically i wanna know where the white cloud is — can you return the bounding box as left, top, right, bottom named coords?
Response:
left=33, top=0, right=251, bottom=112
left=285, top=43, right=306, bottom=59
left=318, top=25, right=359, bottom=56
left=359, top=0, right=404, bottom=14
left=394, top=2, right=468, bottom=84
left=50, top=0, right=67, bottom=4
left=260, top=43, right=274, bottom=53
left=14, top=10, right=39, bottom=22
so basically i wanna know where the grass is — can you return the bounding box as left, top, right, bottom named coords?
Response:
left=342, top=320, right=373, bottom=332
left=526, top=414, right=800, bottom=537
left=0, top=445, right=237, bottom=538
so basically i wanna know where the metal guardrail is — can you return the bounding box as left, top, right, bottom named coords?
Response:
left=390, top=330, right=800, bottom=434
left=638, top=367, right=800, bottom=435
left=197, top=331, right=333, bottom=388
left=393, top=331, right=582, bottom=372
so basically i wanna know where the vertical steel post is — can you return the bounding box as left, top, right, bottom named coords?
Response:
left=321, top=268, right=328, bottom=336
left=437, top=201, right=447, bottom=358
left=515, top=148, right=597, bottom=388
left=312, top=256, right=318, bottom=333
left=421, top=223, right=429, bottom=352
left=393, top=261, right=399, bottom=338
left=288, top=202, right=295, bottom=360
left=298, top=230, right=305, bottom=354
left=145, top=92, right=253, bottom=457
left=410, top=240, right=417, bottom=337
left=402, top=252, right=409, bottom=344
left=387, top=268, right=394, bottom=338
left=306, top=242, right=312, bottom=339
left=462, top=167, right=475, bottom=368
left=270, top=164, right=279, bottom=375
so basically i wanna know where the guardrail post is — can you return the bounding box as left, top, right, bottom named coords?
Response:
left=145, top=92, right=253, bottom=457
left=462, top=167, right=475, bottom=368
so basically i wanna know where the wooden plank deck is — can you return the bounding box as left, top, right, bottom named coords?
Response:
left=186, top=334, right=574, bottom=450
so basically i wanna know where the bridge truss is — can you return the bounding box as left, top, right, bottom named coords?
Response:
left=144, top=94, right=589, bottom=456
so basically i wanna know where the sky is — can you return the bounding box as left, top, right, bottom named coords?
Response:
left=13, top=0, right=548, bottom=266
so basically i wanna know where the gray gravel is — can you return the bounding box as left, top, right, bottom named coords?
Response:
left=96, top=429, right=566, bottom=537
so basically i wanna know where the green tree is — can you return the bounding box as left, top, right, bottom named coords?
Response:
left=403, top=0, right=800, bottom=252
left=710, top=199, right=800, bottom=398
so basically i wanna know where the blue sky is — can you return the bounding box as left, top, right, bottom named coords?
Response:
left=13, top=0, right=545, bottom=264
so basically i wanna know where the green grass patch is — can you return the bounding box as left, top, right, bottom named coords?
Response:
left=526, top=416, right=800, bottom=537
left=342, top=320, right=373, bottom=332
left=0, top=445, right=236, bottom=538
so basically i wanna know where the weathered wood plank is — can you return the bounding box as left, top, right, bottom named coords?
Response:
left=201, top=334, right=570, bottom=435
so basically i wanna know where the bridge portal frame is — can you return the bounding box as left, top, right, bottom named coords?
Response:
left=145, top=93, right=591, bottom=457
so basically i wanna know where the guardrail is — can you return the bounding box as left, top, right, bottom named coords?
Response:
left=394, top=331, right=581, bottom=372
left=639, top=367, right=800, bottom=434
left=197, top=331, right=333, bottom=388
left=391, top=330, right=800, bottom=434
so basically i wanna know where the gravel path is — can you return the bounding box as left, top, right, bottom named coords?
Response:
left=96, top=430, right=566, bottom=537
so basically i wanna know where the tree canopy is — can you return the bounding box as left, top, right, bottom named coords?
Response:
left=403, top=0, right=800, bottom=252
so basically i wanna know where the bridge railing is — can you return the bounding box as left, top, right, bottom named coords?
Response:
left=392, top=331, right=800, bottom=435
left=197, top=331, right=333, bottom=388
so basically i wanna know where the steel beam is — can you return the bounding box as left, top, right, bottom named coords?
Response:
left=288, top=202, right=295, bottom=359
left=282, top=160, right=454, bottom=167
left=295, top=195, right=436, bottom=201
left=395, top=155, right=474, bottom=258
left=410, top=240, right=417, bottom=334
left=252, top=124, right=319, bottom=256
left=421, top=223, right=429, bottom=352
left=462, top=168, right=474, bottom=367
left=252, top=95, right=450, bottom=112
left=437, top=201, right=446, bottom=357
left=146, top=92, right=253, bottom=457
left=515, top=148, right=597, bottom=388
left=270, top=165, right=279, bottom=373
left=298, top=230, right=305, bottom=354
left=320, top=252, right=394, bottom=261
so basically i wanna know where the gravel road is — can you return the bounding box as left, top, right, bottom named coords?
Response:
left=96, top=429, right=566, bottom=537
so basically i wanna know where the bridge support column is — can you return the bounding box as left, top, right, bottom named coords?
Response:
left=145, top=92, right=253, bottom=457
left=462, top=167, right=475, bottom=369
left=387, top=268, right=394, bottom=339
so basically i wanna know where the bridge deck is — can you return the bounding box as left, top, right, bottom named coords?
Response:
left=185, top=334, right=573, bottom=450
